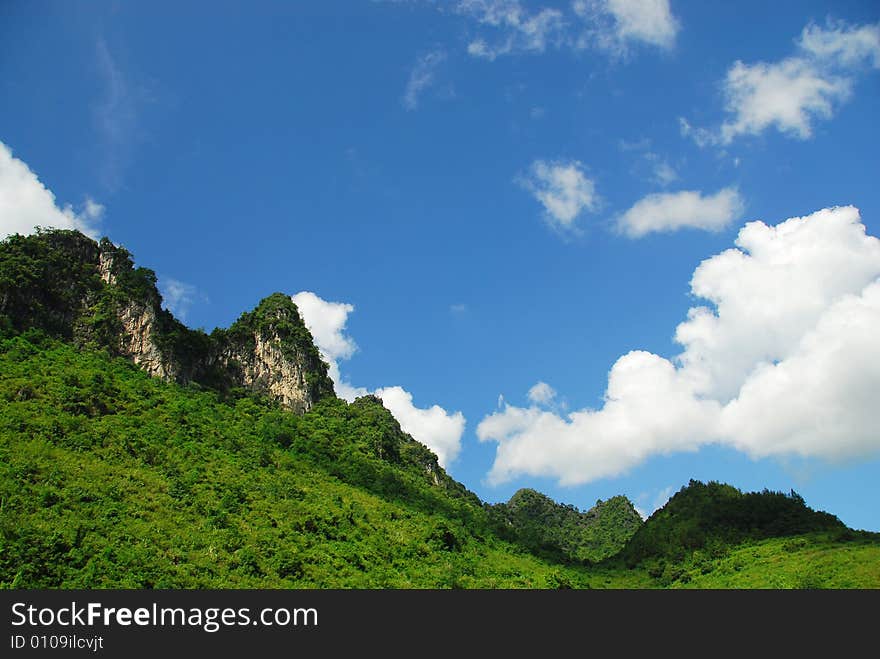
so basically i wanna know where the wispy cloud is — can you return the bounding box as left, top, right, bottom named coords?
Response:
left=444, top=0, right=680, bottom=61
left=93, top=39, right=152, bottom=191
left=402, top=49, right=447, bottom=111
left=159, top=277, right=200, bottom=321
left=573, top=0, right=679, bottom=57
left=460, top=0, right=566, bottom=60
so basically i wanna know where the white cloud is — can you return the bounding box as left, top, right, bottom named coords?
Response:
left=375, top=386, right=466, bottom=467
left=527, top=381, right=556, bottom=405
left=0, top=141, right=103, bottom=240
left=291, top=291, right=357, bottom=363
left=651, top=159, right=678, bottom=186
left=683, top=20, right=880, bottom=145
left=617, top=187, right=744, bottom=237
left=94, top=39, right=144, bottom=191
left=293, top=291, right=466, bottom=468
left=478, top=205, right=880, bottom=486
left=458, top=0, right=565, bottom=60
left=402, top=50, right=447, bottom=111
left=159, top=278, right=198, bottom=321
left=519, top=159, right=599, bottom=231
left=718, top=58, right=850, bottom=143
left=798, top=20, right=880, bottom=69
left=575, top=0, right=679, bottom=54
left=721, top=280, right=880, bottom=461
left=291, top=291, right=366, bottom=401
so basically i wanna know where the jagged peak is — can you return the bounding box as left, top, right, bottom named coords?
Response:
left=0, top=228, right=335, bottom=412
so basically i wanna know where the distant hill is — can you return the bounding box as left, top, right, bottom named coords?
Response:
left=619, top=480, right=847, bottom=566
left=487, top=489, right=642, bottom=562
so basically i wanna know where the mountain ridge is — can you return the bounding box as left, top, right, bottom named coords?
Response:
left=0, top=229, right=334, bottom=412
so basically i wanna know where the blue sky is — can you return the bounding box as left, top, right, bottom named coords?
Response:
left=2, top=1, right=880, bottom=530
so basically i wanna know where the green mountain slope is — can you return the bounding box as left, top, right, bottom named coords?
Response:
left=0, top=333, right=596, bottom=588
left=1, top=229, right=878, bottom=589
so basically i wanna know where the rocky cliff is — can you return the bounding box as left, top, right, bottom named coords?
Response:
left=0, top=229, right=335, bottom=412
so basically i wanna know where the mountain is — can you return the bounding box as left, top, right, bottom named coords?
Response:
left=487, top=489, right=642, bottom=563
left=620, top=479, right=847, bottom=566
left=1, top=229, right=878, bottom=589
left=0, top=229, right=334, bottom=412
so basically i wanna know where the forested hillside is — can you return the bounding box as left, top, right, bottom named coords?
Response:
left=2, top=230, right=878, bottom=589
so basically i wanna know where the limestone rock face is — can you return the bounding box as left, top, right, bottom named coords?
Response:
left=222, top=331, right=316, bottom=414
left=116, top=300, right=178, bottom=381
left=98, top=250, right=117, bottom=286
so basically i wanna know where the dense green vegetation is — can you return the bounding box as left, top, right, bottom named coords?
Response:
left=620, top=480, right=846, bottom=566
left=487, top=489, right=642, bottom=562
left=0, top=332, right=597, bottom=588
left=1, top=229, right=878, bottom=589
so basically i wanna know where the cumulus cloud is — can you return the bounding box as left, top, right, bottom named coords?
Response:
left=375, top=386, right=466, bottom=466
left=293, top=291, right=466, bottom=467
left=519, top=159, right=599, bottom=232
left=478, top=205, right=880, bottom=486
left=290, top=291, right=366, bottom=401
left=683, top=20, right=880, bottom=145
left=402, top=50, right=447, bottom=111
left=291, top=291, right=357, bottom=363
left=574, top=0, right=679, bottom=55
left=0, top=141, right=103, bottom=240
left=617, top=187, right=745, bottom=237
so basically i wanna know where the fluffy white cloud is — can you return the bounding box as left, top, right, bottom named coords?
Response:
left=718, top=58, right=850, bottom=143
left=375, top=386, right=466, bottom=467
left=293, top=291, right=466, bottom=467
left=617, top=187, right=744, bottom=237
left=290, top=291, right=366, bottom=402
left=291, top=291, right=357, bottom=363
left=527, top=381, right=556, bottom=405
left=721, top=280, right=880, bottom=461
left=519, top=159, right=599, bottom=231
left=684, top=20, right=880, bottom=145
left=478, top=205, right=880, bottom=485
left=0, top=141, right=103, bottom=240
left=575, top=0, right=679, bottom=54
left=402, top=50, right=447, bottom=110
